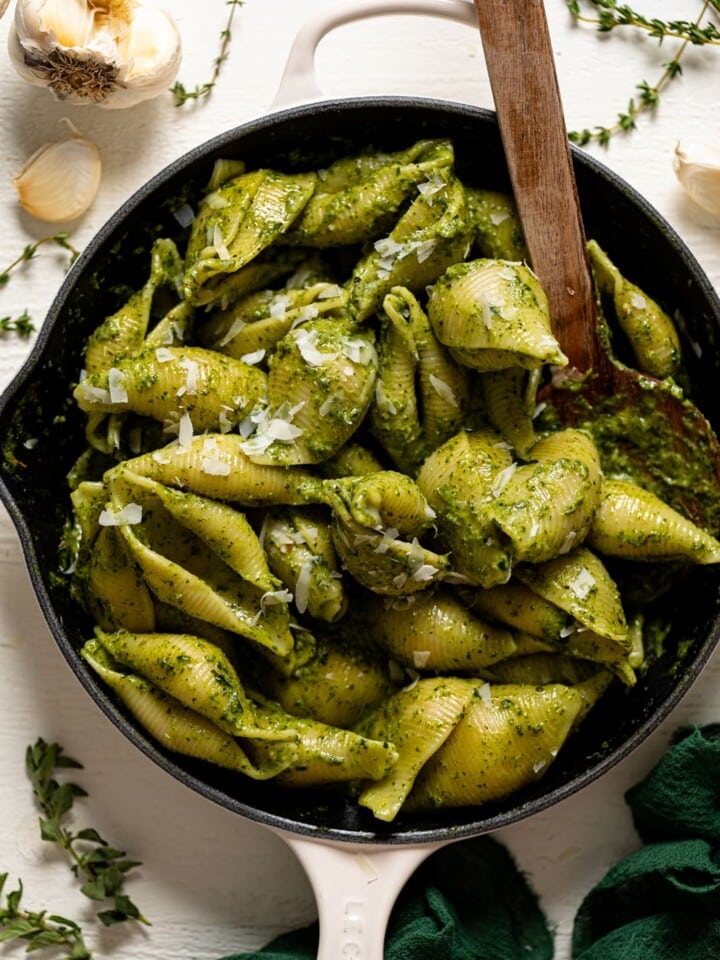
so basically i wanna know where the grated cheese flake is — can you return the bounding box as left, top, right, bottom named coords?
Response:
left=108, top=367, right=128, bottom=404
left=491, top=462, right=518, bottom=497
left=429, top=373, right=457, bottom=407
left=178, top=412, right=194, bottom=449
left=217, top=315, right=247, bottom=347
left=568, top=568, right=596, bottom=599
left=413, top=650, right=431, bottom=668
left=294, top=561, right=313, bottom=614
left=155, top=347, right=174, bottom=363
left=374, top=527, right=400, bottom=554
left=240, top=349, right=266, bottom=366
left=99, top=502, right=142, bottom=527
left=477, top=682, right=492, bottom=706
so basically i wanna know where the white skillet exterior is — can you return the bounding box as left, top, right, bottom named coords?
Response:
left=0, top=1, right=718, bottom=957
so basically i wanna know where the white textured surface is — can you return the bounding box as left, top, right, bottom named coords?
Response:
left=0, top=1, right=719, bottom=958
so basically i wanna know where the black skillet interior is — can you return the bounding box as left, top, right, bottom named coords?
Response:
left=1, top=99, right=720, bottom=844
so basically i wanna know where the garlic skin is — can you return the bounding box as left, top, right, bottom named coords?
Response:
left=13, top=127, right=102, bottom=222
left=674, top=143, right=720, bottom=217
left=0, top=0, right=10, bottom=20
left=8, top=0, right=182, bottom=109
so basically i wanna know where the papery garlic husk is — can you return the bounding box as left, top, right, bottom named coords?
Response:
left=13, top=125, right=101, bottom=221
left=0, top=0, right=10, bottom=21
left=673, top=143, right=720, bottom=217
left=8, top=0, right=182, bottom=109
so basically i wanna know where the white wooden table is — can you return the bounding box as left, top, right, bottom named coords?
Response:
left=0, top=1, right=719, bottom=957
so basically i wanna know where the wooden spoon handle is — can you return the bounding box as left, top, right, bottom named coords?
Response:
left=473, top=0, right=600, bottom=372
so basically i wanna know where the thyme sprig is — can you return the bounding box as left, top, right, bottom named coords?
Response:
left=0, top=874, right=92, bottom=959
left=171, top=0, right=244, bottom=106
left=0, top=233, right=79, bottom=288
left=26, top=739, right=148, bottom=928
left=567, top=0, right=720, bottom=145
left=0, top=310, right=35, bottom=337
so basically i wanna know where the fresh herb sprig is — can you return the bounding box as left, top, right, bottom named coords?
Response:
left=172, top=0, right=244, bottom=106
left=0, top=874, right=92, bottom=959
left=0, top=310, right=35, bottom=338
left=567, top=0, right=720, bottom=146
left=26, top=739, right=148, bottom=928
left=0, top=233, right=79, bottom=288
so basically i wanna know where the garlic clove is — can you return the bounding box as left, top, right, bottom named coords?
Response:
left=13, top=129, right=101, bottom=223
left=0, top=0, right=10, bottom=19
left=37, top=0, right=96, bottom=48
left=108, top=5, right=182, bottom=108
left=674, top=143, right=720, bottom=218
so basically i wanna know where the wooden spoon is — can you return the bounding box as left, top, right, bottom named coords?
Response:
left=472, top=0, right=720, bottom=532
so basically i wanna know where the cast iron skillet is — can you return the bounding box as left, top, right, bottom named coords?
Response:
left=1, top=1, right=720, bottom=953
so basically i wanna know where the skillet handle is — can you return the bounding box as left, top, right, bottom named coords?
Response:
left=276, top=830, right=444, bottom=959
left=271, top=0, right=478, bottom=108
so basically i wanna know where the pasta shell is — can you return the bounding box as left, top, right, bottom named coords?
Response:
left=367, top=588, right=517, bottom=672
left=588, top=240, right=681, bottom=379
left=317, top=442, right=385, bottom=479
left=116, top=434, right=325, bottom=506
left=245, top=318, right=377, bottom=465
left=262, top=506, right=347, bottom=622
left=199, top=281, right=348, bottom=360
left=248, top=695, right=399, bottom=786
left=482, top=366, right=536, bottom=458
left=416, top=428, right=514, bottom=586
left=86, top=526, right=156, bottom=632
left=74, top=345, right=268, bottom=432
left=331, top=512, right=449, bottom=597
left=487, top=428, right=602, bottom=562
left=183, top=169, right=317, bottom=304
left=464, top=187, right=528, bottom=261
left=81, top=641, right=290, bottom=779
left=349, top=175, right=473, bottom=322
left=370, top=286, right=469, bottom=473
left=322, top=470, right=435, bottom=538
left=283, top=139, right=454, bottom=248
left=357, top=677, right=474, bottom=822
left=84, top=238, right=183, bottom=375
left=93, top=629, right=292, bottom=740
left=516, top=547, right=629, bottom=643
left=405, top=682, right=584, bottom=811
left=468, top=581, right=571, bottom=642
left=427, top=259, right=567, bottom=371
left=588, top=477, right=720, bottom=563
left=261, top=634, right=395, bottom=729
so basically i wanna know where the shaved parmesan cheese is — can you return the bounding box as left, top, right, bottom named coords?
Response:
left=213, top=223, right=231, bottom=261
left=413, top=650, right=431, bottom=668
left=217, top=316, right=247, bottom=347
left=178, top=412, right=194, bottom=449
left=294, top=328, right=339, bottom=367
left=294, top=561, right=313, bottom=614
left=479, top=291, right=494, bottom=330
left=429, top=373, right=457, bottom=407
left=99, top=503, right=142, bottom=526
left=414, top=238, right=437, bottom=264
left=490, top=210, right=510, bottom=226
left=491, top=463, right=517, bottom=497
left=155, top=347, right=174, bottom=363
left=179, top=358, right=199, bottom=396
left=290, top=305, right=319, bottom=329
left=411, top=563, right=438, bottom=582
left=317, top=284, right=343, bottom=300
left=568, top=568, right=596, bottom=599
left=477, top=682, right=492, bottom=706
left=240, top=349, right=266, bottom=366
left=374, top=527, right=400, bottom=554
left=108, top=367, right=128, bottom=404
left=201, top=457, right=231, bottom=476
left=629, top=291, right=647, bottom=310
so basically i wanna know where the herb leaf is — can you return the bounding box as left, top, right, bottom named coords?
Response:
left=172, top=0, right=244, bottom=106
left=0, top=874, right=93, bottom=958
left=26, top=738, right=149, bottom=927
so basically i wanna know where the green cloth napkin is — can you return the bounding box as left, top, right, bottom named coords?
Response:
left=572, top=724, right=720, bottom=959
left=220, top=835, right=553, bottom=960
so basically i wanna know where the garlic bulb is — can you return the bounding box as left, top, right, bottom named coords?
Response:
left=674, top=143, right=720, bottom=217
left=13, top=124, right=101, bottom=222
left=8, top=0, right=182, bottom=109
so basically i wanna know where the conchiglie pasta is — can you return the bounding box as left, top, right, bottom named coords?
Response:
left=427, top=259, right=567, bottom=371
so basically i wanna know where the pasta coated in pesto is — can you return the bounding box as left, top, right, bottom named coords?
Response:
left=63, top=137, right=720, bottom=821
